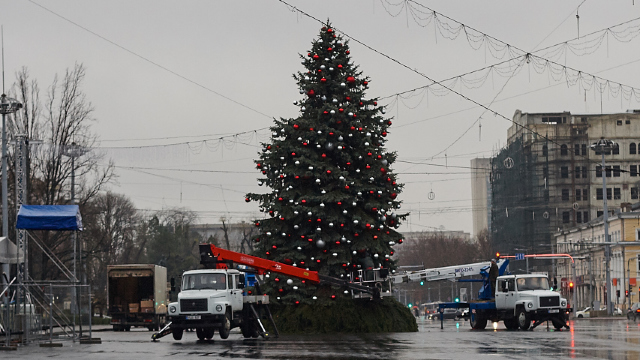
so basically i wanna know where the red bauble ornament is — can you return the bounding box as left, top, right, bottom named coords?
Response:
left=339, top=108, right=344, bottom=113
left=398, top=239, right=403, bottom=244
left=346, top=50, right=350, bottom=54
left=322, top=153, right=327, bottom=158
left=367, top=152, right=372, bottom=156
left=381, top=168, right=386, bottom=173
left=327, top=47, right=333, bottom=51
left=313, top=54, right=319, bottom=59
left=345, top=185, right=349, bottom=189
left=326, top=170, right=331, bottom=174
left=353, top=113, right=357, bottom=118
left=359, top=102, right=363, bottom=106
left=374, top=101, right=378, bottom=105
left=245, top=197, right=250, bottom=202
left=278, top=197, right=283, bottom=201
left=293, top=124, right=299, bottom=129
left=256, top=163, right=261, bottom=169
left=327, top=28, right=333, bottom=33
left=363, top=81, right=368, bottom=85
left=307, top=53, right=312, bottom=57
left=338, top=64, right=343, bottom=68
left=390, top=193, right=397, bottom=199
left=267, top=145, right=272, bottom=150
left=255, top=222, right=260, bottom=226
left=291, top=152, right=296, bottom=156
left=346, top=96, right=351, bottom=101
left=387, top=120, right=392, bottom=125
left=346, top=76, right=356, bottom=84
left=317, top=69, right=322, bottom=73
left=308, top=89, right=315, bottom=97
left=301, top=199, right=307, bottom=203
left=320, top=78, right=327, bottom=83
left=382, top=131, right=387, bottom=137
left=323, top=111, right=329, bottom=115
left=350, top=126, right=356, bottom=130
left=366, top=165, right=371, bottom=169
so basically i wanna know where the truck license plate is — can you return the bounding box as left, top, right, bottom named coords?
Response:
left=548, top=309, right=559, bottom=313
left=186, top=315, right=201, bottom=320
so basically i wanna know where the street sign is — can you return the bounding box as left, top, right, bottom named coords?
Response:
left=515, top=253, right=525, bottom=260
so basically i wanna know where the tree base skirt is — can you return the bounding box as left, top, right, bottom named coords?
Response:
left=267, top=297, right=418, bottom=334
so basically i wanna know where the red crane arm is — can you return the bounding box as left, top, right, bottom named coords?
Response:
left=206, top=244, right=321, bottom=284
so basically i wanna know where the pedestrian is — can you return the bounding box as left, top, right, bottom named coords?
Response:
left=489, top=258, right=499, bottom=297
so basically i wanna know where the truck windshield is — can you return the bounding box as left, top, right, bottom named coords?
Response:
left=182, top=273, right=226, bottom=290
left=516, top=277, right=549, bottom=291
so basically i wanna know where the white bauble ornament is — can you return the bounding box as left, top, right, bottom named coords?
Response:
left=329, top=222, right=334, bottom=227
left=304, top=76, right=310, bottom=80
left=325, top=142, right=334, bottom=150
left=316, top=144, right=321, bottom=148
left=293, top=286, right=298, bottom=290
left=366, top=132, right=371, bottom=137
left=352, top=251, right=357, bottom=255
left=341, top=83, right=346, bottom=87
left=295, top=161, right=300, bottom=165
left=356, top=169, right=360, bottom=173
left=338, top=146, right=343, bottom=150
left=321, top=189, right=326, bottom=194
left=332, top=253, right=338, bottom=257
left=320, top=65, right=326, bottom=70
left=287, top=279, right=293, bottom=285
left=341, top=236, right=346, bottom=242
left=316, top=179, right=321, bottom=184
left=322, top=95, right=327, bottom=101
left=365, top=142, right=370, bottom=146
left=320, top=202, right=325, bottom=207
left=381, top=160, right=388, bottom=166
left=297, top=246, right=302, bottom=250
left=299, top=89, right=304, bottom=94
left=294, top=225, right=299, bottom=230
left=294, top=210, right=299, bottom=215
left=338, top=136, right=343, bottom=141
left=348, top=133, right=353, bottom=137
left=302, top=106, right=306, bottom=111
left=339, top=176, right=345, bottom=181
left=329, top=67, right=334, bottom=71
left=298, top=137, right=303, bottom=141
left=308, top=166, right=314, bottom=170
left=308, top=211, right=312, bottom=216
left=266, top=232, right=272, bottom=236
left=343, top=210, right=348, bottom=214
left=374, top=254, right=379, bottom=258
left=353, top=220, right=359, bottom=224
left=330, top=110, right=335, bottom=114
left=316, top=239, right=325, bottom=248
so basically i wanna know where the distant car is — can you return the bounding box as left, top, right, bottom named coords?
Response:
left=456, top=309, right=469, bottom=320
left=576, top=307, right=591, bottom=318
left=428, top=308, right=460, bottom=320
left=627, top=303, right=640, bottom=321
left=614, top=307, right=623, bottom=316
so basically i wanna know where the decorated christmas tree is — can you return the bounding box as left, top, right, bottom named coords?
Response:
left=246, top=22, right=406, bottom=306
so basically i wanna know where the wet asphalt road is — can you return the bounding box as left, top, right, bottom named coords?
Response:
left=6, top=318, right=640, bottom=360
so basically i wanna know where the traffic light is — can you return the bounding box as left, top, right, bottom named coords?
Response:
left=626, top=290, right=629, bottom=297
left=569, top=281, right=574, bottom=294
left=420, top=280, right=424, bottom=286
left=617, top=290, right=621, bottom=299
left=454, top=297, right=460, bottom=303
left=407, top=303, right=412, bottom=308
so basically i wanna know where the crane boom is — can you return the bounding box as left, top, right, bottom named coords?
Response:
left=391, top=259, right=508, bottom=284
left=199, top=244, right=379, bottom=297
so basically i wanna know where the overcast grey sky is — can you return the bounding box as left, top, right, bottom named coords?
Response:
left=1, top=0, right=640, bottom=236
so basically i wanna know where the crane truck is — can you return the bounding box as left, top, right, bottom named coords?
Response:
left=152, top=244, right=384, bottom=341
left=393, top=258, right=571, bottom=331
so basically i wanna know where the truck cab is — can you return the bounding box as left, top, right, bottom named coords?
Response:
left=493, top=274, right=567, bottom=330
left=167, top=269, right=245, bottom=340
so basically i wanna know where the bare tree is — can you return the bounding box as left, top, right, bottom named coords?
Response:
left=83, top=192, right=140, bottom=315
left=9, top=64, right=115, bottom=280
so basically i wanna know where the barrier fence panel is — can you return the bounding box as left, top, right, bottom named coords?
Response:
left=1, top=282, right=92, bottom=345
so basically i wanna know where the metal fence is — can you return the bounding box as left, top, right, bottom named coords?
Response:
left=1, top=282, right=93, bottom=345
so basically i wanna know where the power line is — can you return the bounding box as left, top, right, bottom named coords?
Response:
left=27, top=0, right=273, bottom=119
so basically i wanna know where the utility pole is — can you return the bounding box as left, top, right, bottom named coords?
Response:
left=590, top=138, right=616, bottom=316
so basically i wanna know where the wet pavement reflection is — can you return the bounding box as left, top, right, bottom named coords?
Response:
left=7, top=318, right=640, bottom=359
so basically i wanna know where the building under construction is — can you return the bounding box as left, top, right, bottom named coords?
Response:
left=482, top=110, right=640, bottom=272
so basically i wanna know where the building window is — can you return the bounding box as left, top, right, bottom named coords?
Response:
left=560, top=144, right=568, bottom=156
left=574, top=144, right=580, bottom=156
left=597, top=210, right=603, bottom=217
left=583, top=189, right=588, bottom=200
left=631, top=143, right=636, bottom=155
left=561, top=167, right=569, bottom=178
left=582, top=144, right=587, bottom=155
left=596, top=165, right=612, bottom=178
left=627, top=120, right=631, bottom=125
left=575, top=189, right=582, bottom=201
left=583, top=211, right=589, bottom=222
left=576, top=212, right=582, bottom=223
left=562, top=189, right=570, bottom=201
left=542, top=145, right=548, bottom=156
left=562, top=211, right=570, bottom=223
left=543, top=166, right=549, bottom=177
left=613, top=145, right=619, bottom=155
left=632, top=187, right=639, bottom=200
left=617, top=120, right=623, bottom=125
left=613, top=165, right=621, bottom=177
left=597, top=188, right=612, bottom=200
left=631, top=165, right=638, bottom=177
left=614, top=187, right=621, bottom=200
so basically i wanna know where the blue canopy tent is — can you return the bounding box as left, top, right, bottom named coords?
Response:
left=16, top=205, right=83, bottom=231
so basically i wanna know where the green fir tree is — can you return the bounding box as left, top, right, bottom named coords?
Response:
left=246, top=22, right=406, bottom=305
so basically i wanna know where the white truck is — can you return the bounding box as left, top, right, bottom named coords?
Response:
left=468, top=274, right=569, bottom=330
left=393, top=258, right=570, bottom=330
left=152, top=243, right=379, bottom=341
left=164, top=268, right=267, bottom=341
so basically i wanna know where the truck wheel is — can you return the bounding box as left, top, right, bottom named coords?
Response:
left=125, top=325, right=131, bottom=331
left=196, top=328, right=206, bottom=341
left=112, top=325, right=120, bottom=331
left=516, top=308, right=531, bottom=330
left=504, top=318, right=518, bottom=330
left=241, top=323, right=252, bottom=338
left=204, top=328, right=214, bottom=340
left=172, top=328, right=183, bottom=341
left=470, top=314, right=487, bottom=329
left=219, top=311, right=231, bottom=339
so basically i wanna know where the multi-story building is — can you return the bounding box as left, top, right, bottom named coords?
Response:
left=486, top=109, right=640, bottom=270
left=555, top=204, right=640, bottom=311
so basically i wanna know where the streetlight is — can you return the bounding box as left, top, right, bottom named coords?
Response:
left=590, top=137, right=617, bottom=316
left=0, top=94, right=21, bottom=288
